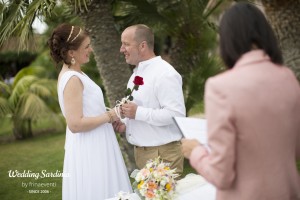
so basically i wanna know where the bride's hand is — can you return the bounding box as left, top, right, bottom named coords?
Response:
left=108, top=109, right=119, bottom=122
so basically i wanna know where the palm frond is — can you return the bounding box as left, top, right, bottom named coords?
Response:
left=0, top=1, right=6, bottom=25
left=0, top=97, right=12, bottom=117
left=0, top=81, right=11, bottom=97
left=0, top=0, right=26, bottom=47
left=9, top=75, right=37, bottom=107
left=113, top=0, right=165, bottom=29
left=29, top=83, right=51, bottom=98
left=13, top=66, right=47, bottom=87
left=37, top=78, right=57, bottom=95
left=203, top=0, right=224, bottom=19
left=15, top=92, right=52, bottom=120
left=0, top=0, right=57, bottom=50
left=29, top=78, right=57, bottom=98
left=66, top=0, right=91, bottom=13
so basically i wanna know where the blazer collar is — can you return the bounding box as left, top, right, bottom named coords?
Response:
left=234, top=50, right=270, bottom=68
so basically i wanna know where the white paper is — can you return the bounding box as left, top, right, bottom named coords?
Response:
left=176, top=183, right=216, bottom=200
left=174, top=117, right=207, bottom=144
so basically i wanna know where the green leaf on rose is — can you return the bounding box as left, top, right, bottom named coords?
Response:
left=125, top=88, right=131, bottom=96
left=133, top=85, right=139, bottom=91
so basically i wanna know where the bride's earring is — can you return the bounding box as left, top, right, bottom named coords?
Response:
left=71, top=57, right=76, bottom=65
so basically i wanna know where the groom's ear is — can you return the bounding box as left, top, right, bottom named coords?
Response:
left=141, top=41, right=147, bottom=49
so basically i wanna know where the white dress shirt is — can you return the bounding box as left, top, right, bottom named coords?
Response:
left=125, top=56, right=186, bottom=146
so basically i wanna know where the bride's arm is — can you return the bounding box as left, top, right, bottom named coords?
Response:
left=63, top=76, right=116, bottom=133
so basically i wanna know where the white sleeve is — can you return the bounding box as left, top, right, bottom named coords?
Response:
left=135, top=72, right=186, bottom=126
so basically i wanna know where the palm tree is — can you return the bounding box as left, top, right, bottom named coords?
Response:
left=0, top=66, right=63, bottom=139
left=205, top=0, right=300, bottom=82
left=163, top=0, right=220, bottom=113
left=260, top=0, right=300, bottom=82
left=12, top=66, right=61, bottom=136
left=0, top=81, right=12, bottom=118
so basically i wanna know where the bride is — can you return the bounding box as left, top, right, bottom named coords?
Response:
left=48, top=23, right=132, bottom=199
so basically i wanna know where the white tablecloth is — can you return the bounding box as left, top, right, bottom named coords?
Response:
left=106, top=174, right=216, bottom=200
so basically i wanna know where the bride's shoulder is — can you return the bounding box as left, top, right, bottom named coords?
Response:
left=58, top=70, right=85, bottom=89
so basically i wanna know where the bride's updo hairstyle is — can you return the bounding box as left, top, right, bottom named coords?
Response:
left=48, top=23, right=89, bottom=67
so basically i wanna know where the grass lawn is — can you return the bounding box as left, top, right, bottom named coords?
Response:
left=0, top=132, right=65, bottom=200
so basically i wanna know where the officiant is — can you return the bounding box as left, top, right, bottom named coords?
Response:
left=113, top=24, right=186, bottom=175
left=182, top=2, right=300, bottom=200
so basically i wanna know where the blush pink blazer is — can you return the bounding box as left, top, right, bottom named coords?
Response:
left=190, top=50, right=300, bottom=200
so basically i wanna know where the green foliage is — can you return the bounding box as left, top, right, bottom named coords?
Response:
left=0, top=97, right=11, bottom=117
left=0, top=51, right=37, bottom=79
left=0, top=64, right=63, bottom=139
left=153, top=0, right=222, bottom=113
left=0, top=81, right=11, bottom=97
left=0, top=51, right=37, bottom=65
left=113, top=0, right=166, bottom=31
left=0, top=0, right=57, bottom=50
left=0, top=116, right=12, bottom=137
left=28, top=50, right=59, bottom=79
left=184, top=54, right=223, bottom=114
left=0, top=81, right=12, bottom=117
left=12, top=67, right=46, bottom=88
left=43, top=2, right=83, bottom=35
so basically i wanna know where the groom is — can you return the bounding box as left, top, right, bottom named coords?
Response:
left=113, top=24, right=186, bottom=175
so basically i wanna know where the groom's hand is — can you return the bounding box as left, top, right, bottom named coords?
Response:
left=121, top=102, right=137, bottom=119
left=113, top=120, right=126, bottom=133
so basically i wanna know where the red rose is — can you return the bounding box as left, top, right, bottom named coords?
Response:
left=133, top=76, right=144, bottom=86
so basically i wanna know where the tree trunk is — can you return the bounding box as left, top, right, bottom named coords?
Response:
left=13, top=118, right=33, bottom=139
left=79, top=0, right=136, bottom=172
left=27, top=119, right=32, bottom=137
left=261, top=0, right=300, bottom=82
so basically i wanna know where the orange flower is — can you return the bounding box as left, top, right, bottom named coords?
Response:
left=145, top=190, right=155, bottom=198
left=148, top=181, right=158, bottom=190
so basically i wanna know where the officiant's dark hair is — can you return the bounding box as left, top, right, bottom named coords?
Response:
left=219, top=2, right=283, bottom=69
left=48, top=23, right=89, bottom=67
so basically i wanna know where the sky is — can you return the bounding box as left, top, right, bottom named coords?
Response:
left=32, top=18, right=48, bottom=34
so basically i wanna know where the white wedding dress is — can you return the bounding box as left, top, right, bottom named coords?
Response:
left=58, top=71, right=132, bottom=200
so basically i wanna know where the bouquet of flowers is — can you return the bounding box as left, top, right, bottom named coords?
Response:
left=117, top=191, right=130, bottom=200
left=130, top=157, right=179, bottom=200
